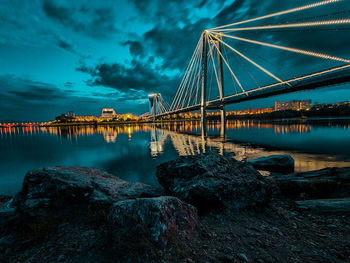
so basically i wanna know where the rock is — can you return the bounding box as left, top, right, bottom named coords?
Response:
left=108, top=196, right=198, bottom=248
left=296, top=198, right=350, bottom=214
left=248, top=155, right=294, bottom=174
left=156, top=153, right=271, bottom=211
left=271, top=167, right=350, bottom=199
left=237, top=252, right=249, bottom=262
left=0, top=197, right=15, bottom=214
left=13, top=167, right=163, bottom=216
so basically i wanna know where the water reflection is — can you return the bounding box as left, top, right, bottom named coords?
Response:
left=1, top=119, right=350, bottom=178
left=148, top=119, right=350, bottom=172
left=1, top=119, right=349, bottom=140
left=0, top=125, right=150, bottom=142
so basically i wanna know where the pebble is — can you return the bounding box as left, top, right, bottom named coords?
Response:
left=237, top=253, right=249, bottom=262
left=57, top=254, right=65, bottom=261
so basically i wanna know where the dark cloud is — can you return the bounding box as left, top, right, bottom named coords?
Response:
left=0, top=75, right=73, bottom=121
left=0, top=75, right=67, bottom=103
left=0, top=74, right=147, bottom=121
left=58, top=39, right=74, bottom=52
left=77, top=59, right=179, bottom=101
left=42, top=0, right=72, bottom=23
left=122, top=40, right=145, bottom=57
left=42, top=0, right=119, bottom=39
left=57, top=38, right=89, bottom=58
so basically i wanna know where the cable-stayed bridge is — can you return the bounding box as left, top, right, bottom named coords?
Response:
left=148, top=0, right=350, bottom=136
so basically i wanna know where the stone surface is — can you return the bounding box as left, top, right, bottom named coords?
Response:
left=13, top=167, right=163, bottom=216
left=249, top=154, right=295, bottom=174
left=156, top=153, right=271, bottom=210
left=271, top=167, right=350, bottom=199
left=108, top=196, right=198, bottom=248
left=296, top=198, right=350, bottom=214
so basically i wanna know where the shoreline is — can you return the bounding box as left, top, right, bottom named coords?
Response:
left=2, top=115, right=350, bottom=128
left=37, top=116, right=350, bottom=127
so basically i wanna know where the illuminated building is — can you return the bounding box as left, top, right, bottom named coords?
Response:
left=274, top=100, right=312, bottom=111
left=100, top=108, right=117, bottom=118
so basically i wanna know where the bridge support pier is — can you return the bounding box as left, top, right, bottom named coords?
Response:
left=220, top=107, right=226, bottom=138
left=201, top=31, right=208, bottom=138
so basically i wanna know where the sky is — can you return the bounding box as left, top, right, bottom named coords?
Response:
left=0, top=0, right=350, bottom=121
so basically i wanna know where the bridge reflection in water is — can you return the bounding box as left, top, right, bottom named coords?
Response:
left=1, top=120, right=350, bottom=173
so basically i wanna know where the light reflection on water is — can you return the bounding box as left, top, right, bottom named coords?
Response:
left=1, top=119, right=350, bottom=195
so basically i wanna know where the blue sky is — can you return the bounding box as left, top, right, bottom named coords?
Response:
left=0, top=0, right=349, bottom=121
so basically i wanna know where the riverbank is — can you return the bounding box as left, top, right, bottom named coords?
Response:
left=1, top=154, right=350, bottom=262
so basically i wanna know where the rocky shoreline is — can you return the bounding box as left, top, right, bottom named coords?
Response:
left=1, top=154, right=350, bottom=262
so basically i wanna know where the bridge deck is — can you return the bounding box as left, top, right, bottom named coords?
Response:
left=157, top=64, right=350, bottom=117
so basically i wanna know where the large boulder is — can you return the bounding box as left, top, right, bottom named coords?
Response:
left=156, top=153, right=271, bottom=211
left=108, top=196, right=198, bottom=248
left=248, top=154, right=294, bottom=174
left=271, top=167, right=350, bottom=199
left=13, top=167, right=163, bottom=216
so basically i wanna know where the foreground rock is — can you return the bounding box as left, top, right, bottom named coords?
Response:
left=108, top=196, right=198, bottom=248
left=157, top=153, right=271, bottom=211
left=296, top=198, right=350, bottom=214
left=13, top=167, right=163, bottom=216
left=272, top=167, right=350, bottom=199
left=249, top=154, right=294, bottom=174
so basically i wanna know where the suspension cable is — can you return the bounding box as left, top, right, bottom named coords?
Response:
left=212, top=19, right=350, bottom=33
left=209, top=32, right=289, bottom=86
left=170, top=36, right=202, bottom=110
left=209, top=0, right=343, bottom=30
left=218, top=33, right=350, bottom=63
left=209, top=35, right=246, bottom=94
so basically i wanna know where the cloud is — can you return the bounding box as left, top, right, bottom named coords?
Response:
left=122, top=40, right=145, bottom=57
left=0, top=75, right=67, bottom=103
left=42, top=0, right=119, bottom=39
left=77, top=59, right=179, bottom=101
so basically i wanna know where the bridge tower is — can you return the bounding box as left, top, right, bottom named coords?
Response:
left=201, top=31, right=208, bottom=137
left=148, top=93, right=160, bottom=120
left=216, top=33, right=226, bottom=138
left=201, top=31, right=226, bottom=138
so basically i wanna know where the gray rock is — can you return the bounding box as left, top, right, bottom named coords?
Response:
left=108, top=196, right=198, bottom=248
left=296, top=198, right=350, bottom=214
left=156, top=153, right=271, bottom=211
left=271, top=167, right=350, bottom=199
left=13, top=166, right=163, bottom=216
left=249, top=155, right=294, bottom=174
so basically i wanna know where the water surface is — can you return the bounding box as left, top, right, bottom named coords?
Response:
left=1, top=119, right=350, bottom=195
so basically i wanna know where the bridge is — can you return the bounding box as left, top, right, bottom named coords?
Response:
left=148, top=0, right=350, bottom=136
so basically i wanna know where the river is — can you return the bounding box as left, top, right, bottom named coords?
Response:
left=1, top=118, right=350, bottom=195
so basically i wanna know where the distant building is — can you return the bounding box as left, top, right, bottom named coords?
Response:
left=100, top=108, right=117, bottom=118
left=55, top=111, right=76, bottom=122
left=227, top=107, right=273, bottom=116
left=66, top=111, right=76, bottom=118
left=274, top=100, right=312, bottom=111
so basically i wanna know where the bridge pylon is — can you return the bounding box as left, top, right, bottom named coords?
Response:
left=201, top=31, right=208, bottom=137
left=148, top=93, right=160, bottom=121
left=215, top=33, right=226, bottom=138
